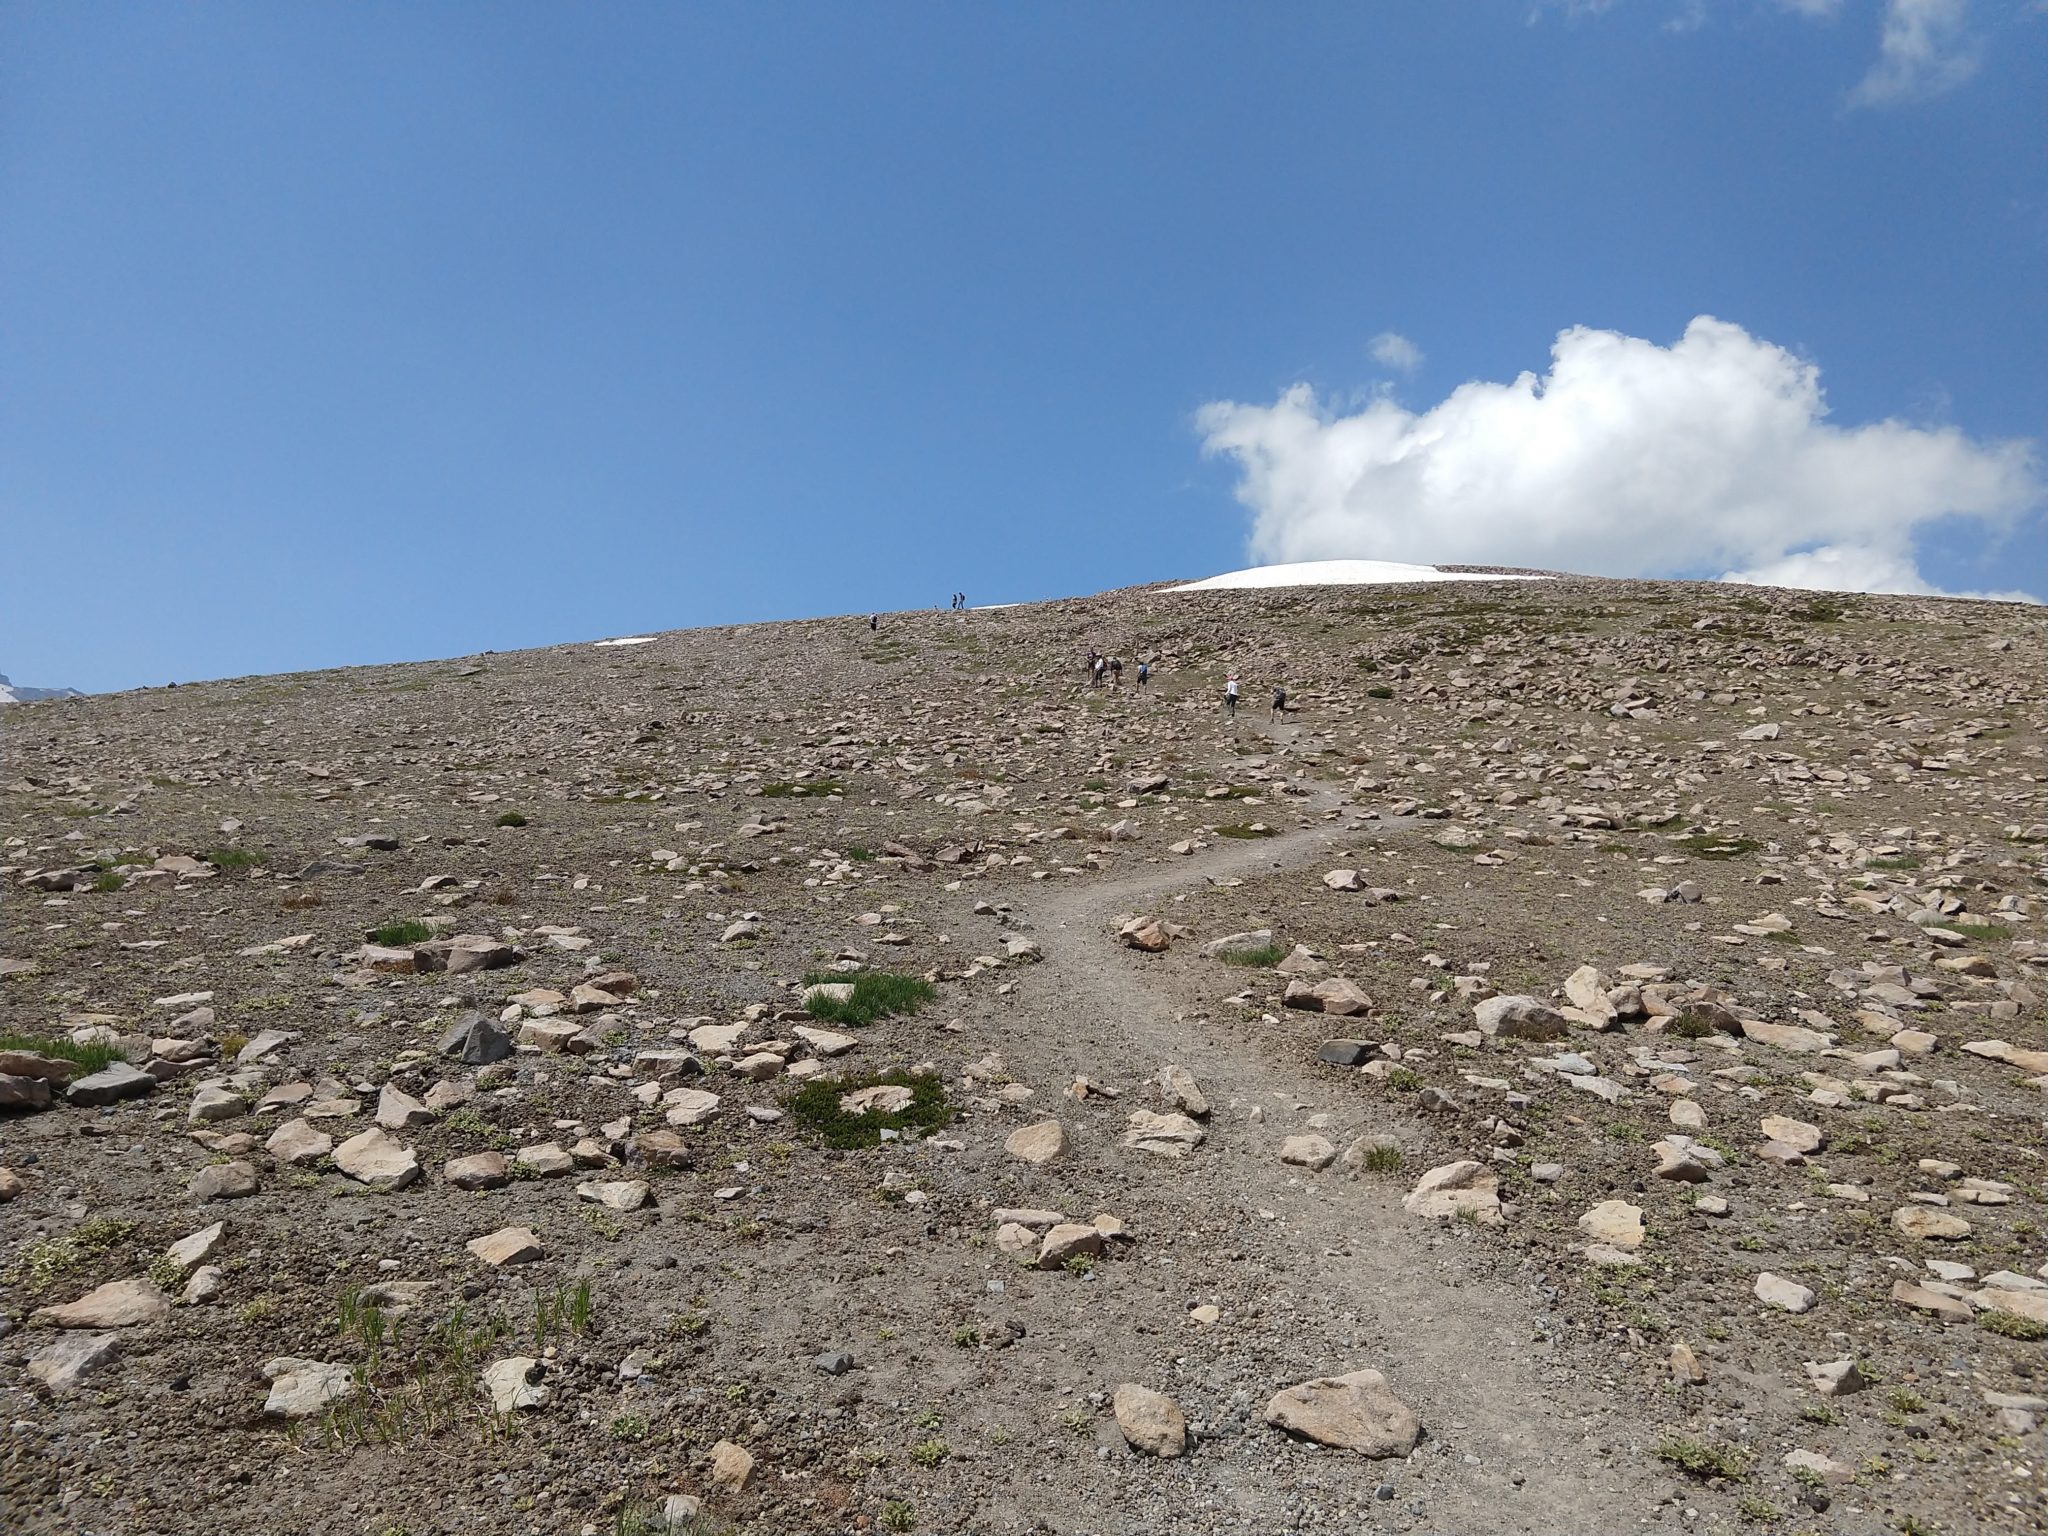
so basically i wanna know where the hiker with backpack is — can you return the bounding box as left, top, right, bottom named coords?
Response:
left=1223, top=674, right=1239, bottom=717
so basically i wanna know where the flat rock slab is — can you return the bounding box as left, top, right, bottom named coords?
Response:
left=445, top=1152, right=509, bottom=1190
left=267, top=1119, right=332, bottom=1165
left=1756, top=1273, right=1817, bottom=1314
left=1402, top=1160, right=1503, bottom=1225
left=332, top=1127, right=420, bottom=1190
left=28, top=1331, right=122, bottom=1394
left=263, top=1357, right=356, bottom=1418
left=576, top=1179, right=652, bottom=1211
left=839, top=1084, right=912, bottom=1115
left=66, top=1063, right=156, bottom=1106
left=1893, top=1206, right=1972, bottom=1241
left=1122, top=1110, right=1205, bottom=1158
left=1283, top=976, right=1373, bottom=1016
left=1279, top=1134, right=1337, bottom=1170
left=189, top=1160, right=259, bottom=1201
left=664, top=1088, right=722, bottom=1127
left=1005, top=1120, right=1066, bottom=1165
left=468, top=1226, right=544, bottom=1266
left=1578, top=1199, right=1645, bottom=1250
left=32, top=1277, right=172, bottom=1329
left=1264, top=1368, right=1421, bottom=1457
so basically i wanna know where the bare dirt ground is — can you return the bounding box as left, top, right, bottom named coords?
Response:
left=4, top=572, right=2046, bottom=1536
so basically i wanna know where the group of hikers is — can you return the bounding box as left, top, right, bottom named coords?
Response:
left=1085, top=648, right=1149, bottom=689
left=947, top=592, right=968, bottom=610
left=1224, top=672, right=1287, bottom=719
left=1084, top=650, right=1288, bottom=719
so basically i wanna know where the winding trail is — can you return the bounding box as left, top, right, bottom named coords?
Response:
left=986, top=773, right=1678, bottom=1533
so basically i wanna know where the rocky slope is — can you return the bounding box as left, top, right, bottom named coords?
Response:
left=2, top=573, right=2045, bottom=1536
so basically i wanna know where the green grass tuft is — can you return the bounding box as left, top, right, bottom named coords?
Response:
left=1218, top=941, right=1286, bottom=967
left=369, top=919, right=434, bottom=946
left=208, top=847, right=266, bottom=869
left=800, top=970, right=936, bottom=1026
left=1213, top=823, right=1277, bottom=840
left=493, top=811, right=528, bottom=828
left=1674, top=833, right=1761, bottom=860
left=0, top=1032, right=122, bottom=1072
left=1945, top=920, right=2009, bottom=943
left=787, top=1070, right=955, bottom=1149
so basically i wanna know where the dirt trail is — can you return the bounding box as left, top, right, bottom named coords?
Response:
left=987, top=789, right=1681, bottom=1533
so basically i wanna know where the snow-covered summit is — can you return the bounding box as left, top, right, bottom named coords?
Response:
left=0, top=673, right=83, bottom=705
left=1165, top=559, right=1550, bottom=592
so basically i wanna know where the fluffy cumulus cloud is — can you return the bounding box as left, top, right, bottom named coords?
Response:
left=1368, top=332, right=1424, bottom=373
left=1196, top=316, right=2042, bottom=599
left=1851, top=0, right=1982, bottom=105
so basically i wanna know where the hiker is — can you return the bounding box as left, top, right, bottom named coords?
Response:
left=869, top=614, right=879, bottom=632
left=1271, top=684, right=1287, bottom=720
left=1136, top=660, right=1149, bottom=687
left=1109, top=656, right=1123, bottom=687
left=1223, top=674, right=1239, bottom=717
left=1093, top=656, right=1108, bottom=688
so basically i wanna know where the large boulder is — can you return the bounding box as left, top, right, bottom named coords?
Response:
left=1283, top=976, right=1373, bottom=1017
left=1264, top=1368, right=1420, bottom=1457
left=1474, top=995, right=1567, bottom=1041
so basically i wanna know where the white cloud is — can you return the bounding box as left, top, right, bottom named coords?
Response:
left=1196, top=316, right=2042, bottom=600
left=1721, top=544, right=2034, bottom=601
left=1368, top=332, right=1424, bottom=373
left=1850, top=0, right=1982, bottom=105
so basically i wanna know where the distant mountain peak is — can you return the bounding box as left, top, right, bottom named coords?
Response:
left=0, top=672, right=84, bottom=704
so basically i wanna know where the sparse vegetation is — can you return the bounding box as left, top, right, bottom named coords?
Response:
left=799, top=970, right=936, bottom=1026
left=207, top=847, right=265, bottom=869
left=1656, top=1436, right=1750, bottom=1481
left=493, top=810, right=528, bottom=827
left=758, top=778, right=846, bottom=798
left=1982, top=1310, right=2048, bottom=1341
left=369, top=919, right=434, bottom=946
left=788, top=1070, right=955, bottom=1149
left=5, top=1217, right=139, bottom=1292
left=1674, top=833, right=1761, bottom=860
left=0, top=1032, right=122, bottom=1073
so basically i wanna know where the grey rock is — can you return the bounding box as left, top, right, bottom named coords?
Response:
left=1317, top=1039, right=1379, bottom=1067
left=189, top=1160, right=259, bottom=1201
left=66, top=1062, right=156, bottom=1106
left=439, top=1013, right=512, bottom=1065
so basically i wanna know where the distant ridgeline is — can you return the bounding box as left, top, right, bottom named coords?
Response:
left=0, top=673, right=84, bottom=705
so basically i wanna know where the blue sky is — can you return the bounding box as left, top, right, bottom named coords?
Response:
left=3, top=1, right=2043, bottom=692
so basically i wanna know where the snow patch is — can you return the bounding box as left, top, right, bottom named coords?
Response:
left=1166, top=560, right=1550, bottom=593
left=591, top=636, right=659, bottom=648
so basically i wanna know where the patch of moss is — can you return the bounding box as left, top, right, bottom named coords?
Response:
left=787, top=1070, right=955, bottom=1149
